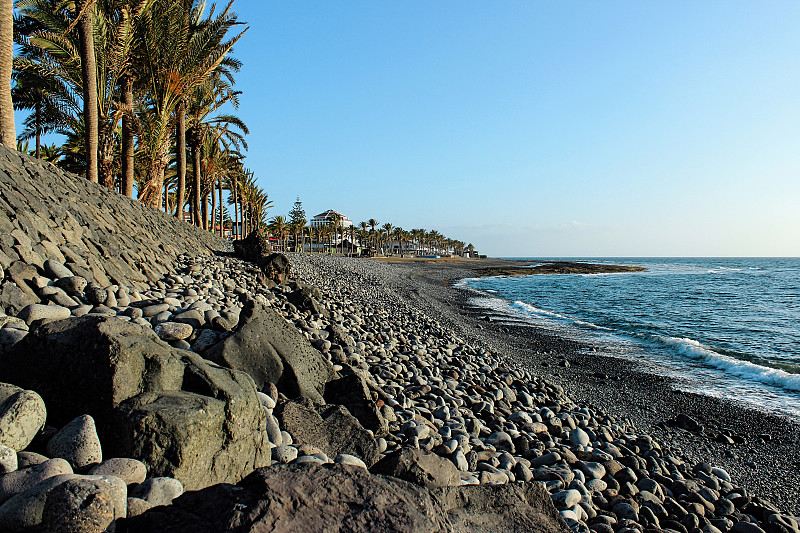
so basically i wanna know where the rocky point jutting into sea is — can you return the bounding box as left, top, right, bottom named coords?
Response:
left=0, top=143, right=797, bottom=532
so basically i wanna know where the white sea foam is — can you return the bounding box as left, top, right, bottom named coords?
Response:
left=661, top=336, right=800, bottom=392
left=511, top=301, right=614, bottom=331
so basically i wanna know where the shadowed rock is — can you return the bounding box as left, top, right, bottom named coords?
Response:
left=118, top=462, right=570, bottom=533
left=275, top=399, right=380, bottom=467
left=204, top=298, right=335, bottom=402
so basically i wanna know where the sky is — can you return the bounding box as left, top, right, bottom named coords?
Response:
left=19, top=2, right=800, bottom=257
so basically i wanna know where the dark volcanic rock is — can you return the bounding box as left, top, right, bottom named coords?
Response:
left=370, top=447, right=461, bottom=488
left=119, top=462, right=449, bottom=533
left=275, top=399, right=380, bottom=466
left=286, top=284, right=329, bottom=318
left=258, top=253, right=291, bottom=285
left=0, top=316, right=184, bottom=428
left=0, top=315, right=270, bottom=490
left=204, top=298, right=334, bottom=402
left=232, top=231, right=271, bottom=264
left=323, top=368, right=388, bottom=437
left=108, top=352, right=271, bottom=490
left=119, top=462, right=570, bottom=533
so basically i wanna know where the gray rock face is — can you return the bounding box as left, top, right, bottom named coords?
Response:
left=323, top=368, right=388, bottom=437
left=120, top=463, right=570, bottom=533
left=370, top=447, right=461, bottom=488
left=0, top=386, right=47, bottom=451
left=204, top=299, right=334, bottom=402
left=108, top=353, right=271, bottom=490
left=276, top=399, right=380, bottom=467
left=0, top=316, right=184, bottom=429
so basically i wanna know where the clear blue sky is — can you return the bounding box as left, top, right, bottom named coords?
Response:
left=25, top=1, right=800, bottom=257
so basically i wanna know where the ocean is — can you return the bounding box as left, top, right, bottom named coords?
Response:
left=457, top=258, right=800, bottom=419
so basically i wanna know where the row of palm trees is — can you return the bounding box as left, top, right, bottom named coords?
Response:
left=267, top=214, right=474, bottom=258
left=3, top=0, right=272, bottom=235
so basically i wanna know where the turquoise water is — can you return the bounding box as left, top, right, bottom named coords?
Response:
left=460, top=258, right=800, bottom=418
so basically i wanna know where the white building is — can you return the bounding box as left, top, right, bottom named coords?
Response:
left=309, top=209, right=353, bottom=229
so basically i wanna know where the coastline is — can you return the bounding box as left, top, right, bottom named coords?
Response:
left=384, top=257, right=800, bottom=514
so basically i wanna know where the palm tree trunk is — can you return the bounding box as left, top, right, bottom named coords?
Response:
left=233, top=180, right=239, bottom=239
left=163, top=181, right=170, bottom=213
left=202, top=192, right=209, bottom=231
left=210, top=184, right=216, bottom=233
left=121, top=75, right=134, bottom=197
left=175, top=100, right=186, bottom=219
left=34, top=101, right=41, bottom=158
left=0, top=0, right=14, bottom=148
left=191, top=141, right=201, bottom=226
left=77, top=0, right=99, bottom=183
left=217, top=175, right=223, bottom=236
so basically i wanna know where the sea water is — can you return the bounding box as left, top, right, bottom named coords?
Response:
left=458, top=258, right=800, bottom=419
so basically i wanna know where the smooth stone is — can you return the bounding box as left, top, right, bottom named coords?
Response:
left=335, top=454, right=368, bottom=470
left=127, top=497, right=154, bottom=518
left=0, top=389, right=47, bottom=451
left=295, top=455, right=326, bottom=465
left=16, top=451, right=48, bottom=469
left=579, top=461, right=606, bottom=480
left=141, top=303, right=170, bottom=318
left=552, top=489, right=582, bottom=509
left=0, top=458, right=73, bottom=505
left=155, top=321, right=193, bottom=341
left=0, top=444, right=17, bottom=473
left=257, top=392, right=276, bottom=410
left=265, top=414, right=283, bottom=446
left=46, top=415, right=102, bottom=469
left=569, top=428, right=591, bottom=447
left=17, top=303, right=71, bottom=325
left=89, top=458, right=147, bottom=486
left=40, top=475, right=127, bottom=529
left=130, top=477, right=184, bottom=507
left=43, top=260, right=74, bottom=280
left=53, top=276, right=88, bottom=295
left=584, top=478, right=608, bottom=492
left=272, top=445, right=299, bottom=464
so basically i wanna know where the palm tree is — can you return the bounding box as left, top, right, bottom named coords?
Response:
left=136, top=0, right=246, bottom=209
left=269, top=215, right=287, bottom=252
left=368, top=218, right=378, bottom=252
left=72, top=0, right=99, bottom=183
left=381, top=223, right=393, bottom=255
left=0, top=0, right=14, bottom=147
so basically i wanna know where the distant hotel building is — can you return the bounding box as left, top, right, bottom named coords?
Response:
left=309, top=210, right=353, bottom=229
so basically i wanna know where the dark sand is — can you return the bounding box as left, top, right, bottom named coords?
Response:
left=382, top=257, right=800, bottom=515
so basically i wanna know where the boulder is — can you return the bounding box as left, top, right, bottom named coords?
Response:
left=204, top=298, right=334, bottom=402
left=323, top=368, right=388, bottom=437
left=118, top=462, right=449, bottom=533
left=0, top=386, right=47, bottom=451
left=257, top=253, right=291, bottom=285
left=119, top=462, right=570, bottom=533
left=370, top=447, right=461, bottom=488
left=275, top=399, right=380, bottom=467
left=107, top=353, right=271, bottom=490
left=0, top=316, right=184, bottom=428
left=435, top=480, right=570, bottom=533
left=0, top=473, right=126, bottom=532
left=286, top=286, right=330, bottom=318
left=232, top=231, right=272, bottom=264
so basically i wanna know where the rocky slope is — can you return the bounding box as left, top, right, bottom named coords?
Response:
left=0, top=144, right=797, bottom=533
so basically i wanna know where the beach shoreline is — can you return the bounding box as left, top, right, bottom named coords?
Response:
left=381, top=257, right=800, bottom=514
